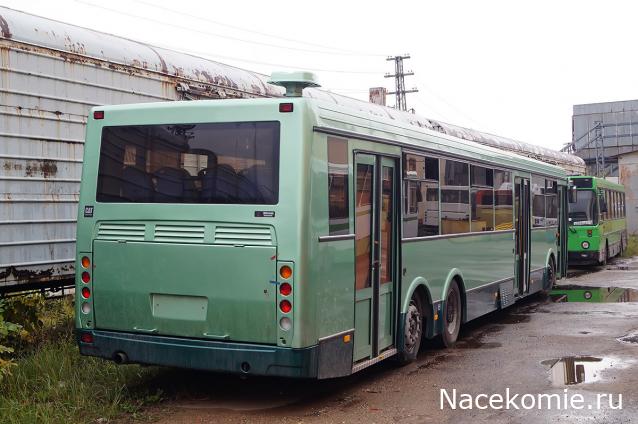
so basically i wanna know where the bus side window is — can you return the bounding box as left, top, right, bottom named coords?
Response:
left=440, top=159, right=469, bottom=235
left=532, top=175, right=546, bottom=227
left=470, top=165, right=494, bottom=232
left=493, top=170, right=513, bottom=230
left=327, top=137, right=350, bottom=235
left=546, top=179, right=558, bottom=226
left=402, top=154, right=439, bottom=238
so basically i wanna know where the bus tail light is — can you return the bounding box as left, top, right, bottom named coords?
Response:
left=93, top=110, right=104, bottom=119
left=276, top=261, right=294, bottom=343
left=279, top=282, right=292, bottom=296
left=81, top=271, right=90, bottom=283
left=280, top=265, right=292, bottom=279
left=80, top=332, right=94, bottom=343
left=81, top=256, right=90, bottom=268
left=81, top=287, right=91, bottom=299
left=279, top=103, right=294, bottom=113
left=279, top=300, right=292, bottom=313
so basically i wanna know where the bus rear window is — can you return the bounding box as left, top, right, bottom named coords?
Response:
left=96, top=121, right=280, bottom=204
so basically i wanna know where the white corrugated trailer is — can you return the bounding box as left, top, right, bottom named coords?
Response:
left=0, top=6, right=282, bottom=293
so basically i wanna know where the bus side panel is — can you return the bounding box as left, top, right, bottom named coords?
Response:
left=401, top=231, right=514, bottom=325
left=529, top=229, right=555, bottom=291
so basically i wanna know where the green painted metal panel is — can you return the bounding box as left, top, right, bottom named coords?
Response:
left=92, top=240, right=277, bottom=343
left=401, top=231, right=515, bottom=305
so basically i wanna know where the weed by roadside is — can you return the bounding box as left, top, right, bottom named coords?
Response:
left=623, top=235, right=638, bottom=257
left=0, top=295, right=162, bottom=424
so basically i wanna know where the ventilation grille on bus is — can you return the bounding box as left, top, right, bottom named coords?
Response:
left=214, top=226, right=273, bottom=246
left=96, top=223, right=145, bottom=241
left=154, top=224, right=206, bottom=243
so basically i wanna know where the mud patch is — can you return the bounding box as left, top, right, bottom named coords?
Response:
left=499, top=314, right=531, bottom=324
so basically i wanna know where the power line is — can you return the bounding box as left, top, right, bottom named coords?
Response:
left=75, top=0, right=386, bottom=57
left=130, top=0, right=386, bottom=57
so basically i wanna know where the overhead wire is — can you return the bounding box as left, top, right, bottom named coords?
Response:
left=130, top=0, right=387, bottom=57
left=75, top=0, right=387, bottom=57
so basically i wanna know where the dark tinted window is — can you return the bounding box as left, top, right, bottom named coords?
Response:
left=532, top=175, right=546, bottom=227
left=494, top=170, right=513, bottom=230
left=327, top=137, right=350, bottom=235
left=97, top=122, right=280, bottom=204
left=572, top=178, right=593, bottom=188
left=546, top=179, right=558, bottom=225
left=440, top=159, right=469, bottom=234
left=402, top=154, right=439, bottom=238
left=470, top=165, right=493, bottom=187
left=569, top=190, right=597, bottom=226
left=470, top=165, right=494, bottom=232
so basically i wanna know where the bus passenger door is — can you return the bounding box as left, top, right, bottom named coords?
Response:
left=514, top=177, right=531, bottom=295
left=353, top=153, right=398, bottom=362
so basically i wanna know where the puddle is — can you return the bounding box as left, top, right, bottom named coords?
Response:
left=618, top=331, right=638, bottom=345
left=550, top=285, right=638, bottom=303
left=541, top=356, right=618, bottom=386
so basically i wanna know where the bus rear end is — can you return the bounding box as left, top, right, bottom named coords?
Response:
left=75, top=99, right=316, bottom=377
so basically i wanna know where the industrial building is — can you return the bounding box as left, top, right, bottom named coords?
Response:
left=566, top=99, right=638, bottom=233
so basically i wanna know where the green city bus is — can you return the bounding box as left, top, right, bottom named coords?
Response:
left=75, top=73, right=569, bottom=379
left=567, top=176, right=627, bottom=265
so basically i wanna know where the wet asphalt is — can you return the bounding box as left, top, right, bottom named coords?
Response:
left=139, top=259, right=638, bottom=424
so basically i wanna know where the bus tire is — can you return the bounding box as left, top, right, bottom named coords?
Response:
left=442, top=280, right=462, bottom=348
left=543, top=257, right=557, bottom=294
left=600, top=241, right=609, bottom=266
left=396, top=293, right=423, bottom=364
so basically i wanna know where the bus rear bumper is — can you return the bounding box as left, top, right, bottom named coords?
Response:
left=568, top=251, right=599, bottom=265
left=77, top=329, right=323, bottom=378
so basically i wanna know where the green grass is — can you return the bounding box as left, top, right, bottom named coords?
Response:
left=623, top=235, right=638, bottom=257
left=0, top=297, right=161, bottom=424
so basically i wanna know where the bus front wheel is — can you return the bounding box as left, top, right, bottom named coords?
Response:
left=442, top=280, right=462, bottom=348
left=396, top=293, right=423, bottom=364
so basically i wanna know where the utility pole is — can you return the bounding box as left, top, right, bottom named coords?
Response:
left=593, top=121, right=606, bottom=178
left=385, top=54, right=418, bottom=111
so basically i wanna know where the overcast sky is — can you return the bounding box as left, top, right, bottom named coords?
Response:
left=2, top=0, right=637, bottom=150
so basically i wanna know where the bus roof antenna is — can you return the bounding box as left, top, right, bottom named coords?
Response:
left=268, top=71, right=320, bottom=97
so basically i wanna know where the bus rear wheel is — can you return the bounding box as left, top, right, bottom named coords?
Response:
left=546, top=257, right=556, bottom=291
left=442, top=280, right=462, bottom=348
left=600, top=241, right=608, bottom=266
left=396, top=293, right=423, bottom=364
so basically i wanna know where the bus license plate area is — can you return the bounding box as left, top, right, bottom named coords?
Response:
left=152, top=293, right=208, bottom=321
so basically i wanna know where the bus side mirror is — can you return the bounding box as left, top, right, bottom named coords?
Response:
left=599, top=196, right=608, bottom=213
left=568, top=186, right=578, bottom=203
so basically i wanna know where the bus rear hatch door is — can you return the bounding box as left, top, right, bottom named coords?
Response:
left=91, top=240, right=277, bottom=344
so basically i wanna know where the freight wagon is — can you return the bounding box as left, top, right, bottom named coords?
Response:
left=0, top=6, right=281, bottom=293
